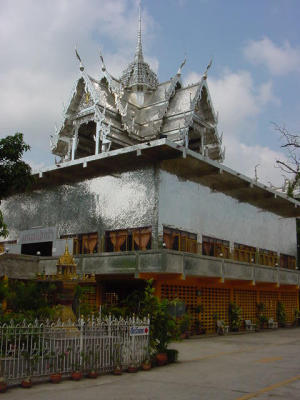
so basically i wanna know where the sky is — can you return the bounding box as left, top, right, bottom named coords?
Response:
left=0, top=0, right=300, bottom=186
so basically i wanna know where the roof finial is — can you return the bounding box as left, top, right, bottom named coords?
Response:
left=135, top=1, right=144, bottom=63
left=177, top=56, right=187, bottom=75
left=75, top=47, right=84, bottom=72
left=203, top=58, right=213, bottom=80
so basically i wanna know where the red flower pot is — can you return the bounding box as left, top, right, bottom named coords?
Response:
left=156, top=353, right=168, bottom=366
left=0, top=381, right=7, bottom=393
left=127, top=365, right=138, bottom=373
left=50, top=373, right=62, bottom=383
left=21, top=378, right=32, bottom=388
left=141, top=362, right=151, bottom=371
left=88, top=370, right=98, bottom=379
left=71, top=371, right=82, bottom=381
left=113, top=367, right=122, bottom=375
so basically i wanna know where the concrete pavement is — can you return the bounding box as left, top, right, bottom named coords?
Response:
left=4, top=328, right=300, bottom=399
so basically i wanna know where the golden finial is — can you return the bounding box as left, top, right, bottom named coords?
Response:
left=57, top=241, right=76, bottom=267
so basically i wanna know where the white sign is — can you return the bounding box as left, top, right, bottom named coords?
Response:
left=129, top=326, right=149, bottom=336
left=19, top=227, right=57, bottom=245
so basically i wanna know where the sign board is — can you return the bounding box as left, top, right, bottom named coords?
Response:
left=19, top=227, right=57, bottom=245
left=129, top=326, right=149, bottom=336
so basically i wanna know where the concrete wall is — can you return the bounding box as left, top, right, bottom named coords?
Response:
left=158, top=170, right=297, bottom=256
left=1, top=167, right=157, bottom=243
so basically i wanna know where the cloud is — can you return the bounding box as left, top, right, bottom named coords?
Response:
left=0, top=0, right=157, bottom=166
left=244, top=37, right=300, bottom=75
left=185, top=69, right=279, bottom=138
left=184, top=69, right=283, bottom=185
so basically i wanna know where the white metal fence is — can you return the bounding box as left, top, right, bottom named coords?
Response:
left=0, top=315, right=150, bottom=384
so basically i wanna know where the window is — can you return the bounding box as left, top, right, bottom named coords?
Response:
left=234, top=243, right=256, bottom=263
left=61, top=232, right=99, bottom=255
left=163, top=227, right=197, bottom=253
left=280, top=254, right=296, bottom=270
left=258, top=248, right=278, bottom=267
left=105, top=227, right=152, bottom=252
left=202, top=236, right=230, bottom=259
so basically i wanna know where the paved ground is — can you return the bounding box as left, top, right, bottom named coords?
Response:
left=4, top=328, right=300, bottom=399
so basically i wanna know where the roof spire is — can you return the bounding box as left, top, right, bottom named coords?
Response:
left=135, top=1, right=144, bottom=62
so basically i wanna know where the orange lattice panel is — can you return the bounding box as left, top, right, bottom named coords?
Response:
left=260, top=291, right=278, bottom=320
left=233, top=289, right=256, bottom=327
left=280, top=292, right=297, bottom=323
left=200, top=287, right=230, bottom=333
left=160, top=284, right=198, bottom=323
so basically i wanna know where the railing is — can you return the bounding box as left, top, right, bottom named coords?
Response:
left=0, top=315, right=149, bottom=384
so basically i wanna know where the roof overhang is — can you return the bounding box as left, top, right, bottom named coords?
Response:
left=31, top=139, right=300, bottom=218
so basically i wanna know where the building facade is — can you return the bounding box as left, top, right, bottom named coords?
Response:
left=1, top=11, right=300, bottom=332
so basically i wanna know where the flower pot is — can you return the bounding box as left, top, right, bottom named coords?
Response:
left=141, top=361, right=151, bottom=371
left=156, top=353, right=168, bottom=366
left=88, top=370, right=98, bottom=379
left=21, top=378, right=32, bottom=388
left=50, top=373, right=62, bottom=384
left=127, top=365, right=138, bottom=373
left=0, top=381, right=7, bottom=393
left=71, top=371, right=82, bottom=381
left=113, top=366, right=122, bottom=375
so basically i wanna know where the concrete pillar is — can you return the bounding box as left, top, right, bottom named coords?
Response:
left=71, top=126, right=79, bottom=160
left=95, top=122, right=100, bottom=155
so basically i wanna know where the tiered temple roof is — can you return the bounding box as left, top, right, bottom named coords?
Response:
left=50, top=7, right=224, bottom=163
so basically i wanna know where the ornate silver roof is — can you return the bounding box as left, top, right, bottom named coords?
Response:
left=50, top=6, right=224, bottom=164
left=120, top=7, right=158, bottom=91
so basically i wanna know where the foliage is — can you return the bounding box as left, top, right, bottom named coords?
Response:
left=166, top=349, right=178, bottom=363
left=277, top=301, right=286, bottom=326
left=229, top=302, right=242, bottom=331
left=0, top=280, right=57, bottom=322
left=0, top=281, right=9, bottom=303
left=178, top=313, right=192, bottom=333
left=258, top=314, right=268, bottom=328
left=0, top=133, right=33, bottom=237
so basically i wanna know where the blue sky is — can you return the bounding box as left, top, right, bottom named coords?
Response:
left=0, top=0, right=299, bottom=186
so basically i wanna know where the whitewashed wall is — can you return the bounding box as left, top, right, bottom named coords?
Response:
left=158, top=170, right=297, bottom=256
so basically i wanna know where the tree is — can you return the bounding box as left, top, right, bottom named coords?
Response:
left=274, top=123, right=300, bottom=197
left=0, top=133, right=33, bottom=237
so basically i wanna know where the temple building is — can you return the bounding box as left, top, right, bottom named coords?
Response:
left=1, top=9, right=300, bottom=332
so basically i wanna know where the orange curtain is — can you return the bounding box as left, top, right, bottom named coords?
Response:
left=203, top=242, right=213, bottom=256
left=88, top=236, right=98, bottom=253
left=163, top=232, right=175, bottom=249
left=109, top=230, right=127, bottom=251
left=134, top=228, right=151, bottom=250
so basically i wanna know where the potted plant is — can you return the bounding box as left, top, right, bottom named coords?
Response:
left=152, top=300, right=178, bottom=366
left=71, top=358, right=83, bottom=381
left=21, top=351, right=39, bottom=388
left=48, top=350, right=68, bottom=383
left=229, top=302, right=242, bottom=332
left=83, top=349, right=98, bottom=379
left=179, top=313, right=192, bottom=339
left=277, top=301, right=286, bottom=327
left=112, top=344, right=122, bottom=375
left=294, top=309, right=300, bottom=326
left=258, top=314, right=268, bottom=329
left=141, top=357, right=151, bottom=371
left=194, top=320, right=206, bottom=335
left=0, top=376, right=7, bottom=393
left=141, top=346, right=151, bottom=371
left=127, top=356, right=138, bottom=373
left=166, top=349, right=178, bottom=364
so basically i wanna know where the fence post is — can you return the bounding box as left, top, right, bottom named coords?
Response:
left=79, top=317, right=84, bottom=369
